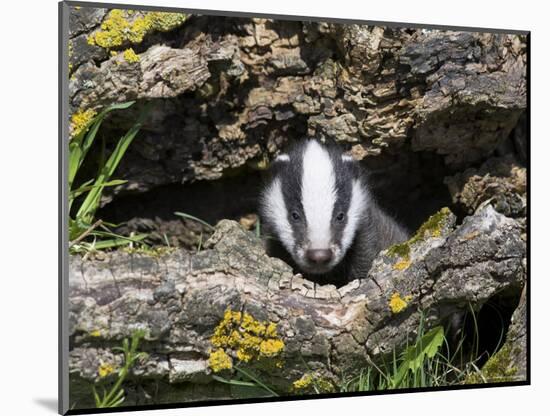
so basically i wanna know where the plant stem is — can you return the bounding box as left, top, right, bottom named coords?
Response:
left=69, top=219, right=103, bottom=248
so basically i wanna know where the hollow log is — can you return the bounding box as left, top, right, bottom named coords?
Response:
left=68, top=8, right=527, bottom=194
left=68, top=205, right=526, bottom=406
left=66, top=6, right=528, bottom=409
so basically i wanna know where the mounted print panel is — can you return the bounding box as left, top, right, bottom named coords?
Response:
left=59, top=1, right=529, bottom=414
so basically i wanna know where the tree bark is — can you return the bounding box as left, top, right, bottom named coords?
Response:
left=69, top=205, right=525, bottom=406
left=68, top=9, right=527, bottom=194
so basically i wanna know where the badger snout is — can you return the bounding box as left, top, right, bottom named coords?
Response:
left=306, top=248, right=333, bottom=265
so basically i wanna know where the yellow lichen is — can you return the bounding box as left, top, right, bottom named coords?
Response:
left=316, top=377, right=336, bottom=393
left=70, top=108, right=97, bottom=138
left=292, top=373, right=335, bottom=393
left=87, top=9, right=187, bottom=49
left=123, top=48, right=140, bottom=63
left=209, top=348, right=233, bottom=372
left=98, top=362, right=115, bottom=378
left=259, top=339, right=285, bottom=357
left=209, top=309, right=285, bottom=368
left=90, top=329, right=102, bottom=337
left=393, top=258, right=411, bottom=271
left=293, top=373, right=313, bottom=390
left=389, top=292, right=413, bottom=314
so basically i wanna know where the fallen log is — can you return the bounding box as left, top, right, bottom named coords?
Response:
left=68, top=204, right=526, bottom=407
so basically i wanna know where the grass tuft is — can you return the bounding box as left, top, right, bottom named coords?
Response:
left=69, top=101, right=150, bottom=254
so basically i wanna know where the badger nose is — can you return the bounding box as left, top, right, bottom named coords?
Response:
left=306, top=249, right=333, bottom=265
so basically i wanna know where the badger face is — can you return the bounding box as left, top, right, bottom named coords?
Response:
left=261, top=140, right=368, bottom=275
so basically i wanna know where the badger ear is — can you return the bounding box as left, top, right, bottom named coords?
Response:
left=342, top=154, right=354, bottom=162
left=275, top=154, right=290, bottom=162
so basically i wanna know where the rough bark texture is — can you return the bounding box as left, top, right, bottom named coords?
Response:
left=68, top=8, right=527, bottom=195
left=69, top=205, right=526, bottom=407
left=67, top=6, right=528, bottom=409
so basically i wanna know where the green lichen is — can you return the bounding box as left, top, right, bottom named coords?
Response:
left=465, top=343, right=520, bottom=384
left=87, top=9, right=187, bottom=49
left=386, top=207, right=452, bottom=270
left=412, top=206, right=451, bottom=240
left=122, top=246, right=176, bottom=258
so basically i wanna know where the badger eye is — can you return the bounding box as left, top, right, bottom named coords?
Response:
left=291, top=211, right=300, bottom=221
left=336, top=212, right=345, bottom=222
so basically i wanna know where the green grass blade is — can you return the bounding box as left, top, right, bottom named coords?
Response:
left=212, top=375, right=258, bottom=387
left=234, top=366, right=279, bottom=397
left=76, top=107, right=147, bottom=223
left=70, top=179, right=127, bottom=200
left=174, top=212, right=214, bottom=230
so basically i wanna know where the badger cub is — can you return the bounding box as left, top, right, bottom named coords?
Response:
left=260, top=139, right=409, bottom=286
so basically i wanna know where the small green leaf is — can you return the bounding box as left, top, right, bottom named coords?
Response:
left=174, top=212, right=214, bottom=230
left=391, top=326, right=444, bottom=388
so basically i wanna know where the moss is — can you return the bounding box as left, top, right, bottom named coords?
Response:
left=70, top=108, right=97, bottom=138
left=87, top=9, right=187, bottom=49
left=465, top=343, right=519, bottom=384
left=123, top=48, right=140, bottom=63
left=387, top=207, right=452, bottom=270
left=122, top=246, right=176, bottom=258
left=389, top=292, right=413, bottom=314
left=387, top=241, right=411, bottom=259
left=209, top=309, right=285, bottom=369
left=412, top=206, right=451, bottom=240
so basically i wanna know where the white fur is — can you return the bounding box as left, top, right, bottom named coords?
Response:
left=275, top=154, right=290, bottom=162
left=263, top=178, right=294, bottom=253
left=301, top=141, right=337, bottom=249
left=341, top=179, right=368, bottom=252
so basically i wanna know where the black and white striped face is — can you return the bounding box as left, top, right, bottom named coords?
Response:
left=261, top=140, right=369, bottom=275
